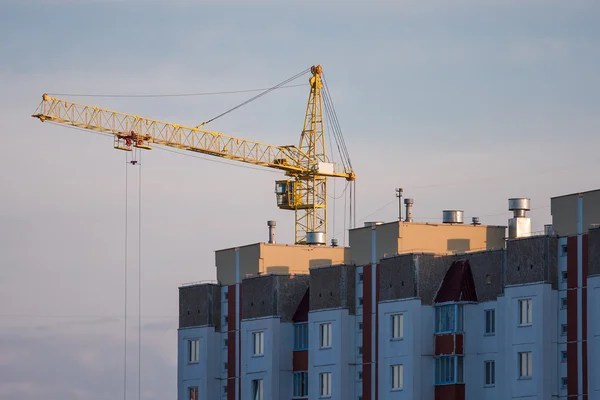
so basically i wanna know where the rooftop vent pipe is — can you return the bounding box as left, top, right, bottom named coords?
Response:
left=267, top=220, right=276, bottom=244
left=508, top=198, right=531, bottom=239
left=404, top=198, right=414, bottom=222
left=442, top=210, right=464, bottom=224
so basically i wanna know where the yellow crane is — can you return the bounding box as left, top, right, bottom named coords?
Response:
left=31, top=65, right=355, bottom=245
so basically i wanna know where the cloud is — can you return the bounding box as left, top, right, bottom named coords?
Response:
left=0, top=329, right=175, bottom=400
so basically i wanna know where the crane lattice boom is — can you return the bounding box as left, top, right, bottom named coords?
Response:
left=32, top=65, right=355, bottom=245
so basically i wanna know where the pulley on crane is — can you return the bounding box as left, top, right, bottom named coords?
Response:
left=32, top=65, right=355, bottom=245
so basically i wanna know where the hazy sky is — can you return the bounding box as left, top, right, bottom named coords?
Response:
left=1, top=1, right=599, bottom=399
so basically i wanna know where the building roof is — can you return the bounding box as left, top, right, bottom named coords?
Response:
left=434, top=259, right=478, bottom=303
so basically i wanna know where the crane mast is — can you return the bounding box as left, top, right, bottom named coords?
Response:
left=32, top=65, right=355, bottom=245
left=297, top=65, right=327, bottom=244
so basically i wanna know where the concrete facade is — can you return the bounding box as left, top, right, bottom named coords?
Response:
left=177, top=190, right=600, bottom=400
left=215, top=243, right=349, bottom=285
left=349, top=221, right=507, bottom=266
left=551, top=189, right=600, bottom=237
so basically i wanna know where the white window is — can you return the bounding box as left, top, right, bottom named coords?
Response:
left=435, top=356, right=464, bottom=385
left=319, top=372, right=332, bottom=397
left=358, top=272, right=363, bottom=282
left=561, top=350, right=567, bottom=363
left=561, top=270, right=568, bottom=281
left=224, top=315, right=228, bottom=325
left=357, top=371, right=362, bottom=381
left=358, top=297, right=363, bottom=307
left=253, top=331, right=264, bottom=356
left=224, top=338, right=228, bottom=348
left=358, top=346, right=363, bottom=355
left=358, top=322, right=363, bottom=331
left=293, top=371, right=308, bottom=397
left=223, top=385, right=228, bottom=395
left=561, top=297, right=567, bottom=309
left=484, top=360, right=495, bottom=386
left=518, top=299, right=532, bottom=325
left=251, top=379, right=263, bottom=400
left=561, top=244, right=568, bottom=256
left=188, top=339, right=199, bottom=363
left=320, top=323, right=332, bottom=348
left=518, top=351, right=532, bottom=378
left=391, top=314, right=404, bottom=339
left=294, top=322, right=308, bottom=350
left=391, top=364, right=404, bottom=390
left=435, top=304, right=464, bottom=333
left=485, top=309, right=495, bottom=335
left=561, top=377, right=568, bottom=388
left=188, top=386, right=198, bottom=400
left=561, top=324, right=568, bottom=336
left=224, top=291, right=228, bottom=301
left=223, top=362, right=228, bottom=370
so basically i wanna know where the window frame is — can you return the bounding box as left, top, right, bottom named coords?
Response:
left=484, top=309, right=496, bottom=335
left=320, top=322, right=332, bottom=349
left=188, top=386, right=198, bottom=400
left=561, top=377, right=568, bottom=388
left=391, top=313, right=404, bottom=340
left=391, top=364, right=404, bottom=390
left=484, top=360, right=496, bottom=386
left=251, top=379, right=263, bottom=400
left=252, top=331, right=264, bottom=356
left=518, top=351, right=532, bottom=379
left=319, top=372, right=332, bottom=398
left=561, top=297, right=567, bottom=309
left=561, top=350, right=567, bottom=363
left=294, top=322, right=308, bottom=351
left=187, top=338, right=200, bottom=364
left=293, top=371, right=308, bottom=398
left=561, top=324, right=568, bottom=336
left=434, top=355, right=464, bottom=385
left=561, top=270, right=568, bottom=281
left=518, top=298, right=533, bottom=326
left=434, top=303, right=464, bottom=334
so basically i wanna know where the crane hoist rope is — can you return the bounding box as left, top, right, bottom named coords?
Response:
left=31, top=65, right=356, bottom=245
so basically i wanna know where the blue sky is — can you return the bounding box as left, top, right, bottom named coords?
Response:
left=1, top=1, right=599, bottom=399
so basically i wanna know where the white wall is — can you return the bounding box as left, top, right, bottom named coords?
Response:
left=177, top=326, right=222, bottom=400
left=502, top=283, right=557, bottom=400
left=308, top=308, right=356, bottom=400
left=378, top=298, right=422, bottom=400
left=589, top=275, right=600, bottom=400
left=355, top=266, right=364, bottom=399
left=240, top=317, right=281, bottom=400
left=463, top=301, right=500, bottom=400
left=419, top=306, right=434, bottom=400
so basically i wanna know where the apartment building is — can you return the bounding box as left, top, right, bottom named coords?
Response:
left=177, top=190, right=600, bottom=400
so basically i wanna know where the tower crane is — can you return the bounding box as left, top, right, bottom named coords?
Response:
left=32, top=65, right=356, bottom=245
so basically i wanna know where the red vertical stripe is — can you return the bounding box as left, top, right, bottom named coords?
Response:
left=375, top=264, right=380, bottom=400
left=227, top=285, right=236, bottom=400
left=582, top=234, right=588, bottom=398
left=362, top=264, right=372, bottom=400
left=566, top=236, right=578, bottom=397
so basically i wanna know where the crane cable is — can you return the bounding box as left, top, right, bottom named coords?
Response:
left=196, top=68, right=312, bottom=128
left=124, top=149, right=143, bottom=400
left=137, top=149, right=142, bottom=400
left=124, top=153, right=128, bottom=400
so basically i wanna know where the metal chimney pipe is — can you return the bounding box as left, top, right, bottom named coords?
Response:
left=267, top=220, right=276, bottom=244
left=396, top=188, right=403, bottom=221
left=404, top=198, right=414, bottom=222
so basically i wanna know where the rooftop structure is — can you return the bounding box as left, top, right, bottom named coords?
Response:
left=178, top=190, right=600, bottom=400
